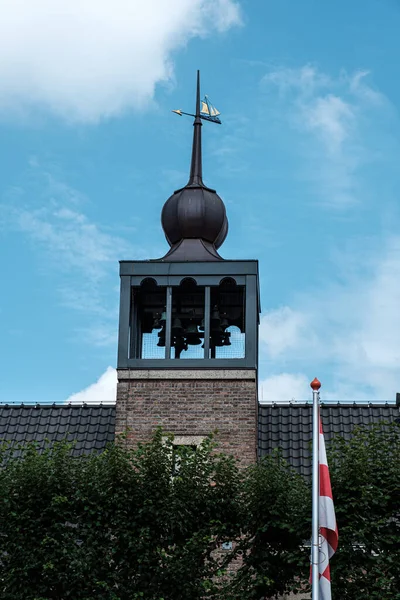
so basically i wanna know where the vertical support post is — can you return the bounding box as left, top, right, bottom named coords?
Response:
left=129, top=295, right=138, bottom=359
left=245, top=275, right=257, bottom=364
left=117, top=275, right=131, bottom=368
left=165, top=286, right=172, bottom=359
left=311, top=378, right=321, bottom=600
left=203, top=286, right=210, bottom=358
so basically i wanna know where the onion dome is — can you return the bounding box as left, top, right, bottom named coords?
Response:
left=160, top=71, right=228, bottom=261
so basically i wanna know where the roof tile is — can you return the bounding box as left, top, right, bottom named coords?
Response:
left=258, top=403, right=399, bottom=478
left=0, top=405, right=115, bottom=455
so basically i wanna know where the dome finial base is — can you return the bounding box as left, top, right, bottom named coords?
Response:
left=158, top=238, right=224, bottom=262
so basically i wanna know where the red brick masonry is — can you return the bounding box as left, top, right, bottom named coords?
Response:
left=116, top=369, right=258, bottom=467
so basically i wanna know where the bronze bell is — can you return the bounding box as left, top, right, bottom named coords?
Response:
left=157, top=329, right=166, bottom=347
left=220, top=317, right=229, bottom=330
left=185, top=322, right=202, bottom=346
left=212, top=332, right=224, bottom=347
left=201, top=337, right=210, bottom=349
left=174, top=336, right=187, bottom=358
left=211, top=323, right=223, bottom=336
left=159, top=310, right=167, bottom=325
left=210, top=306, right=220, bottom=326
left=172, top=318, right=183, bottom=336
left=223, top=331, right=231, bottom=346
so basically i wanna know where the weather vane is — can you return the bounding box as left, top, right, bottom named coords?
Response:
left=172, top=70, right=221, bottom=124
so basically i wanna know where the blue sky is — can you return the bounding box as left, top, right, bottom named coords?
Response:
left=1, top=0, right=400, bottom=403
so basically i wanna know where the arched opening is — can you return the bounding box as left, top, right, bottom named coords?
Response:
left=207, top=278, right=245, bottom=359
left=170, top=277, right=204, bottom=359
left=128, top=275, right=246, bottom=361
left=130, top=278, right=167, bottom=359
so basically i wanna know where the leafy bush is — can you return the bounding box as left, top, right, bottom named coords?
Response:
left=329, top=422, right=400, bottom=600
left=225, top=449, right=310, bottom=599
left=0, top=423, right=398, bottom=599
left=0, top=432, right=242, bottom=600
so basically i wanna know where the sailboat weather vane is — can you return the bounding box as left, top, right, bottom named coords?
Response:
left=170, top=70, right=222, bottom=190
left=160, top=69, right=228, bottom=261
left=172, top=70, right=221, bottom=124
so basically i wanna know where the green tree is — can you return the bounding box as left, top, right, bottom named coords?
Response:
left=225, top=450, right=310, bottom=600
left=1, top=423, right=398, bottom=600
left=329, top=422, right=400, bottom=600
left=0, top=432, right=242, bottom=600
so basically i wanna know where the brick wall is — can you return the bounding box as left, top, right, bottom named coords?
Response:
left=116, top=369, right=258, bottom=467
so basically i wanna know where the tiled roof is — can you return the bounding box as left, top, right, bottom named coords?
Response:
left=258, top=403, right=399, bottom=478
left=0, top=405, right=115, bottom=455
left=1, top=402, right=399, bottom=473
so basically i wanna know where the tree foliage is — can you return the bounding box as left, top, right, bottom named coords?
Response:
left=329, top=422, right=400, bottom=600
left=0, top=423, right=399, bottom=600
left=225, top=450, right=310, bottom=600
left=0, top=432, right=242, bottom=600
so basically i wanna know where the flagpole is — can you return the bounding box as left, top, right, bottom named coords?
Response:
left=311, top=377, right=321, bottom=600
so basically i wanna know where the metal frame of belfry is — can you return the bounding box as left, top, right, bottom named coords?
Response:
left=117, top=259, right=260, bottom=369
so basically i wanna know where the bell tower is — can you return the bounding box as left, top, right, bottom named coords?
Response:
left=116, top=72, right=260, bottom=466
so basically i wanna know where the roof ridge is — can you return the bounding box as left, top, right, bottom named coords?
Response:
left=0, top=403, right=116, bottom=409
left=260, top=401, right=397, bottom=406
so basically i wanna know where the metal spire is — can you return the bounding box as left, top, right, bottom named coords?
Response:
left=172, top=70, right=221, bottom=188
left=162, top=72, right=228, bottom=261
left=188, top=70, right=203, bottom=187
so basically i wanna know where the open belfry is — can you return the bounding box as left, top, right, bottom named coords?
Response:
left=115, top=72, right=261, bottom=465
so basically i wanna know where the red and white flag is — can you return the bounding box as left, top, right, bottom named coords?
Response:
left=318, top=417, right=338, bottom=600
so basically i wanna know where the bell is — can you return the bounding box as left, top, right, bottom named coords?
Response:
left=201, top=337, right=209, bottom=349
left=220, top=317, right=229, bottom=330
left=159, top=310, right=167, bottom=325
left=199, top=319, right=205, bottom=332
left=223, top=331, right=231, bottom=346
left=187, top=334, right=202, bottom=346
left=211, top=322, right=223, bottom=336
left=174, top=336, right=187, bottom=358
left=210, top=306, right=220, bottom=326
left=185, top=323, right=202, bottom=346
left=172, top=318, right=183, bottom=336
left=212, top=332, right=224, bottom=347
left=157, top=329, right=166, bottom=347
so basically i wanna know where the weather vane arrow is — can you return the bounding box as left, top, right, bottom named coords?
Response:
left=172, top=70, right=221, bottom=124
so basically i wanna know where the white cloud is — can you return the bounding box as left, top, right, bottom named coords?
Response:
left=6, top=203, right=132, bottom=279
left=348, top=70, right=384, bottom=105
left=262, top=65, right=330, bottom=97
left=326, top=237, right=400, bottom=397
left=2, top=181, right=132, bottom=320
left=260, top=235, right=400, bottom=401
left=259, top=373, right=310, bottom=403
left=305, top=94, right=354, bottom=154
left=0, top=165, right=139, bottom=345
left=77, top=325, right=118, bottom=347
left=260, top=306, right=308, bottom=359
left=0, top=0, right=241, bottom=122
left=66, top=366, right=117, bottom=404
left=262, top=66, right=384, bottom=207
